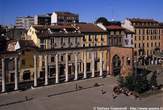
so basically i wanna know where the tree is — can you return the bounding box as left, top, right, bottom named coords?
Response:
left=118, top=74, right=151, bottom=93
left=150, top=72, right=158, bottom=87
left=134, top=75, right=150, bottom=93
left=95, top=17, right=109, bottom=25
left=116, top=75, right=124, bottom=87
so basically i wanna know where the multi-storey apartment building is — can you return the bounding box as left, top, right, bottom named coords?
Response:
left=160, top=23, right=163, bottom=52
left=34, top=13, right=52, bottom=25
left=97, top=21, right=134, bottom=48
left=75, top=23, right=108, bottom=76
left=51, top=11, right=79, bottom=24
left=97, top=21, right=134, bottom=76
left=16, top=16, right=34, bottom=29
left=122, top=18, right=161, bottom=57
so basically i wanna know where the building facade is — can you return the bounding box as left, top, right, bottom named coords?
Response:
left=51, top=11, right=79, bottom=24
left=34, top=13, right=52, bottom=25
left=97, top=22, right=134, bottom=76
left=16, top=16, right=34, bottom=29
left=0, top=22, right=134, bottom=92
left=122, top=18, right=161, bottom=57
left=160, top=23, right=163, bottom=52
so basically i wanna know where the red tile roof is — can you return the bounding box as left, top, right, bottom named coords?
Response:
left=33, top=24, right=75, bottom=30
left=76, top=23, right=106, bottom=33
left=106, top=25, right=124, bottom=30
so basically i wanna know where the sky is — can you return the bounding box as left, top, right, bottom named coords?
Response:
left=0, top=0, right=163, bottom=25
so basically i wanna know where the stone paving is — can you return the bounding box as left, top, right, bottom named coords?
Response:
left=0, top=76, right=163, bottom=110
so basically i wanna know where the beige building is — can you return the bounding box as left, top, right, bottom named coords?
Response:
left=123, top=18, right=161, bottom=57
left=75, top=23, right=108, bottom=76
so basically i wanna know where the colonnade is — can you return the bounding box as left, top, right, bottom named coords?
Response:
left=1, top=51, right=104, bottom=92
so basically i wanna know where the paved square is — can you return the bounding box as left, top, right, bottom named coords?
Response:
left=0, top=77, right=163, bottom=110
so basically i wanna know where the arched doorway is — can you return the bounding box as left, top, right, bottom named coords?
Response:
left=112, top=55, right=121, bottom=76
left=23, top=70, right=31, bottom=80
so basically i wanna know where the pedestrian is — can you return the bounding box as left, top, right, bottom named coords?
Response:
left=112, top=92, right=117, bottom=99
left=75, top=83, right=78, bottom=91
left=101, top=89, right=106, bottom=94
left=25, top=96, right=28, bottom=101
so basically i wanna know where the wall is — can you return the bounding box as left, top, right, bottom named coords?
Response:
left=108, top=47, right=133, bottom=77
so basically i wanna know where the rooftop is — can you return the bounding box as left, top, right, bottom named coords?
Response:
left=106, top=25, right=124, bottom=30
left=76, top=23, right=106, bottom=33
left=55, top=11, right=78, bottom=17
left=128, top=18, right=159, bottom=23
left=32, top=24, right=82, bottom=38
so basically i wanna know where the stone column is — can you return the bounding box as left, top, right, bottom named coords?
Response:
left=100, top=52, right=103, bottom=77
left=74, top=53, right=78, bottom=80
left=91, top=52, right=95, bottom=77
left=34, top=55, right=37, bottom=87
left=84, top=52, right=87, bottom=79
left=155, top=58, right=158, bottom=65
left=1, top=58, right=5, bottom=92
left=14, top=57, right=18, bottom=90
left=44, top=55, right=48, bottom=85
left=55, top=54, right=59, bottom=83
left=65, top=53, right=68, bottom=82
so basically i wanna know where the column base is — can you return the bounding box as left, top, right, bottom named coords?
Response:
left=14, top=88, right=18, bottom=91
left=44, top=83, right=48, bottom=86
left=33, top=85, right=37, bottom=88
left=91, top=75, right=95, bottom=78
left=34, top=85, right=37, bottom=88
left=1, top=90, right=6, bottom=93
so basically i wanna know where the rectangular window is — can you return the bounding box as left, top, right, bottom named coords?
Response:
left=95, top=34, right=97, bottom=41
left=68, top=55, right=71, bottom=61
left=131, top=40, right=133, bottom=45
left=51, top=57, right=54, bottom=62
left=142, top=36, right=144, bottom=40
left=83, top=36, right=86, bottom=41
left=134, top=36, right=137, bottom=41
left=101, top=35, right=104, bottom=41
left=22, top=59, right=25, bottom=65
left=139, top=36, right=141, bottom=40
left=139, top=29, right=141, bottom=35
left=89, top=35, right=91, bottom=41
left=61, top=56, right=64, bottom=61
